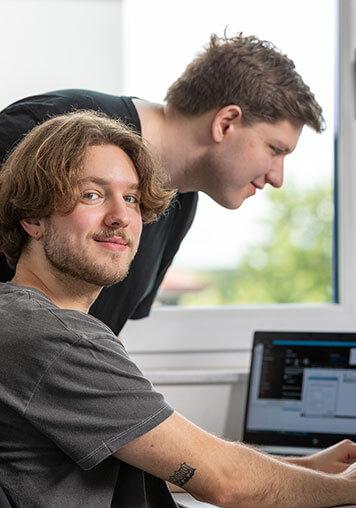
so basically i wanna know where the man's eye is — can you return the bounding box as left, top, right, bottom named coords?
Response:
left=270, top=146, right=282, bottom=155
left=125, top=195, right=140, bottom=204
left=82, top=192, right=101, bottom=201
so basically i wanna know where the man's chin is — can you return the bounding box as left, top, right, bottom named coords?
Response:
left=45, top=245, right=137, bottom=288
left=100, top=270, right=130, bottom=288
left=214, top=195, right=246, bottom=210
left=206, top=188, right=249, bottom=210
left=53, top=265, right=131, bottom=289
left=84, top=266, right=131, bottom=288
left=225, top=189, right=257, bottom=210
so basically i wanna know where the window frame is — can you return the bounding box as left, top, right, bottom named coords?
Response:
left=124, top=0, right=356, bottom=367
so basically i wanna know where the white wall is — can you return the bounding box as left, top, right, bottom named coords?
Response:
left=0, top=0, right=123, bottom=110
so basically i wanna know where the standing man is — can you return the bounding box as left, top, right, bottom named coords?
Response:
left=1, top=110, right=356, bottom=508
left=0, top=33, right=323, bottom=334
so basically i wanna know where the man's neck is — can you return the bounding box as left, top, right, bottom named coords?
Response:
left=12, top=255, right=100, bottom=313
left=133, top=99, right=214, bottom=192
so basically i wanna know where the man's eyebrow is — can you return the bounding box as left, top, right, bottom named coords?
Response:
left=78, top=176, right=140, bottom=189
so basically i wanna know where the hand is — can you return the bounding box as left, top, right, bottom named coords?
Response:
left=305, top=439, right=356, bottom=474
left=342, top=460, right=356, bottom=481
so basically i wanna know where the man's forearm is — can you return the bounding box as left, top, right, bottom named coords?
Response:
left=115, top=413, right=356, bottom=508
left=215, top=442, right=354, bottom=508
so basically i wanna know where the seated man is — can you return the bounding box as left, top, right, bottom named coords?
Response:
left=0, top=111, right=356, bottom=508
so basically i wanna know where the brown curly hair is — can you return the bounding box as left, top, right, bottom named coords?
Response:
left=165, top=33, right=324, bottom=132
left=0, top=110, right=175, bottom=269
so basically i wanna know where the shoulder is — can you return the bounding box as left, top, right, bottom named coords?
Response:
left=0, top=282, right=116, bottom=347
left=0, top=91, right=142, bottom=153
left=142, top=191, right=198, bottom=236
left=0, top=89, right=134, bottom=117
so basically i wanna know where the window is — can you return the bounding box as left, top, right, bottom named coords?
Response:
left=122, top=0, right=356, bottom=370
left=122, top=0, right=335, bottom=308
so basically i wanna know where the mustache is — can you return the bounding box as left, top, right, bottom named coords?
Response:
left=91, top=229, right=133, bottom=246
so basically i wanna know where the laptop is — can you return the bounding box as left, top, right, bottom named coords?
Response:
left=173, top=330, right=356, bottom=508
left=243, top=330, right=356, bottom=456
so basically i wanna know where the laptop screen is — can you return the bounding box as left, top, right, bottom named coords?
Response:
left=243, top=331, right=356, bottom=450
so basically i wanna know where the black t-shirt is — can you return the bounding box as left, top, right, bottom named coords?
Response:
left=0, top=90, right=198, bottom=334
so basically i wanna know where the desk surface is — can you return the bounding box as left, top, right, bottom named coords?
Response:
left=173, top=492, right=356, bottom=508
left=173, top=493, right=215, bottom=507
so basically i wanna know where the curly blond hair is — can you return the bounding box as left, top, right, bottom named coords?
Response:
left=0, top=110, right=175, bottom=269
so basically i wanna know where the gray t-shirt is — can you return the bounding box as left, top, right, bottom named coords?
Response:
left=0, top=283, right=177, bottom=507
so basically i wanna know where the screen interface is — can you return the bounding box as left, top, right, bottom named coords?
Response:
left=245, top=333, right=356, bottom=445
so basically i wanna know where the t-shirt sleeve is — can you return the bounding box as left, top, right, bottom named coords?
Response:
left=23, top=325, right=174, bottom=471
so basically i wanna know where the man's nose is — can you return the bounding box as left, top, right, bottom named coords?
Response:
left=104, top=198, right=130, bottom=228
left=266, top=158, right=284, bottom=188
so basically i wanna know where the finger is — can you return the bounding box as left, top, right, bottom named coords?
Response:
left=340, top=440, right=356, bottom=461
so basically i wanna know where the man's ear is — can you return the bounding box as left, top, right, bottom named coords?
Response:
left=211, top=105, right=243, bottom=143
left=20, top=218, right=43, bottom=241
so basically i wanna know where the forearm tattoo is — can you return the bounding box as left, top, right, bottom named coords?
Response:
left=168, top=462, right=196, bottom=487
